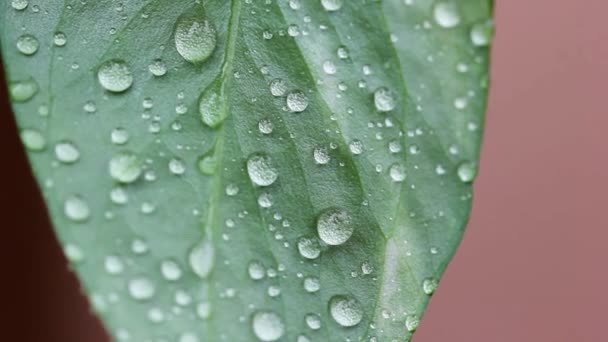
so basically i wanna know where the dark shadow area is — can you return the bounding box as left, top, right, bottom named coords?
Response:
left=1, top=64, right=108, bottom=341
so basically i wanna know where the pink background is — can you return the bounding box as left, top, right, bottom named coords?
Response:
left=1, top=1, right=607, bottom=340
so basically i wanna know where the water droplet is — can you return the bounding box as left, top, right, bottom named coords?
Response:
left=9, top=78, right=38, bottom=102
left=337, top=46, right=349, bottom=59
left=111, top=128, right=129, bottom=145
left=161, top=259, right=182, bottom=281
left=247, top=153, right=278, bottom=187
left=323, top=60, right=336, bottom=75
left=329, top=295, right=363, bottom=327
left=317, top=208, right=354, bottom=246
left=349, top=140, right=364, bottom=155
left=225, top=183, right=239, bottom=196
left=252, top=311, right=284, bottom=341
left=20, top=129, right=45, bottom=151
left=303, top=276, right=320, bottom=293
left=422, top=277, right=439, bottom=295
left=16, top=34, right=39, bottom=55
left=405, top=314, right=420, bottom=332
left=11, top=0, right=28, bottom=11
left=104, top=255, right=124, bottom=275
left=297, top=237, right=321, bottom=260
left=433, top=2, right=461, bottom=28
left=109, top=153, right=142, bottom=183
left=175, top=11, right=217, bottom=64
left=189, top=238, right=214, bottom=279
left=258, top=193, right=273, bottom=208
left=97, top=60, right=133, bottom=93
left=248, top=260, right=266, bottom=280
left=374, top=87, right=396, bottom=112
left=389, top=163, right=406, bottom=182
left=198, top=153, right=218, bottom=175
left=470, top=20, right=494, bottom=47
left=110, top=187, right=128, bottom=205
left=53, top=32, right=67, bottom=46
left=321, top=0, right=343, bottom=12
left=258, top=119, right=274, bottom=135
left=286, top=91, right=309, bottom=113
left=179, top=332, right=199, bottom=342
left=457, top=161, right=477, bottom=183
left=268, top=285, right=281, bottom=297
left=64, top=244, right=84, bottom=262
left=148, top=59, right=167, bottom=76
left=54, top=141, right=80, bottom=163
left=169, top=158, right=186, bottom=175
left=269, top=79, right=287, bottom=97
left=361, top=262, right=374, bottom=275
left=305, top=313, right=321, bottom=330
left=197, top=301, right=212, bottom=320
left=64, top=195, right=90, bottom=222
left=313, top=147, right=330, bottom=165
left=128, top=277, right=155, bottom=300
left=199, top=79, right=226, bottom=127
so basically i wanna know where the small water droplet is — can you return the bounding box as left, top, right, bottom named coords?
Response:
left=169, top=158, right=186, bottom=175
left=258, top=193, right=273, bottom=208
left=53, top=32, right=67, bottom=46
left=305, top=313, right=321, bottom=330
left=389, top=163, right=406, bottom=182
left=303, top=276, right=320, bottom=293
left=20, top=129, right=45, bottom=151
left=258, top=118, right=274, bottom=135
left=470, top=20, right=494, bottom=47
left=269, top=79, right=287, bottom=97
left=97, top=60, right=133, bottom=93
left=405, top=314, right=420, bottom=332
left=313, top=146, right=330, bottom=165
left=104, top=255, right=124, bottom=275
left=422, top=277, right=439, bottom=295
left=199, top=79, right=226, bottom=127
left=111, top=128, right=129, bottom=145
left=252, top=311, right=284, bottom=341
left=198, top=153, right=218, bottom=175
left=148, top=59, right=167, bottom=76
left=161, top=259, right=183, bottom=281
left=248, top=260, right=266, bottom=280
left=329, top=295, right=363, bottom=327
left=317, top=208, right=354, bottom=246
left=64, top=243, right=84, bottom=262
left=297, top=237, right=321, bottom=260
left=11, top=0, right=28, bottom=11
left=349, top=140, right=364, bottom=155
left=197, top=301, right=212, bottom=320
left=247, top=153, right=278, bottom=187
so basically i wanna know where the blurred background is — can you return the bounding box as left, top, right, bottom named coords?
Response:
left=2, top=1, right=607, bottom=341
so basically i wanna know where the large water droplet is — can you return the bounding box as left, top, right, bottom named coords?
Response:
left=329, top=295, right=363, bottom=327
left=97, top=60, right=133, bottom=93
left=109, top=153, right=142, bottom=183
left=286, top=91, right=309, bottom=113
left=252, top=311, right=285, bottom=341
left=317, top=208, right=354, bottom=246
left=175, top=11, right=217, bottom=64
left=374, top=87, right=396, bottom=112
left=433, top=2, right=461, bottom=28
left=9, top=78, right=38, bottom=102
left=64, top=195, right=90, bottom=222
left=11, top=0, right=28, bottom=11
left=470, top=20, right=494, bottom=47
left=189, top=238, right=214, bottom=279
left=199, top=79, right=226, bottom=127
left=128, top=277, right=155, bottom=300
left=457, top=161, right=477, bottom=183
left=321, top=0, right=343, bottom=12
left=247, top=153, right=278, bottom=187
left=16, top=34, right=39, bottom=55
left=54, top=141, right=80, bottom=163
left=20, top=129, right=45, bottom=151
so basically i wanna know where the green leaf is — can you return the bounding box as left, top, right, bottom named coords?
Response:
left=1, top=0, right=493, bottom=341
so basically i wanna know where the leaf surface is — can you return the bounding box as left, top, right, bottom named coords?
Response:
left=1, top=0, right=493, bottom=341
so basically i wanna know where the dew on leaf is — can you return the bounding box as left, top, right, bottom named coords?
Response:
left=11, top=0, right=28, bottom=11
left=317, top=207, right=354, bottom=246
left=53, top=32, right=67, bottom=46
left=189, top=238, right=214, bottom=279
left=349, top=140, right=364, bottom=155
left=175, top=11, right=217, bottom=64
left=252, top=311, right=285, bottom=341
left=148, top=59, right=167, bottom=76
left=9, top=78, right=38, bottom=102
left=457, top=161, right=477, bottom=183
left=297, top=237, right=321, bottom=260
left=54, top=141, right=80, bottom=163
left=405, top=314, right=420, bottom=332
left=64, top=244, right=84, bottom=262
left=303, top=276, right=320, bottom=293
left=16, top=34, right=39, bottom=55
left=389, top=163, right=406, bottom=182
left=313, top=146, right=330, bottom=165
left=111, top=128, right=129, bottom=145
left=433, top=2, right=461, bottom=28
left=197, top=302, right=212, bottom=320
left=305, top=313, right=321, bottom=330
left=471, top=20, right=495, bottom=47
left=422, top=277, right=439, bottom=295
left=161, top=259, right=182, bottom=281
left=269, top=79, right=287, bottom=97
left=109, top=153, right=142, bottom=183
left=248, top=260, right=266, bottom=280
left=286, top=90, right=309, bottom=113
left=329, top=295, right=363, bottom=327
left=128, top=277, right=155, bottom=300
left=169, top=158, right=186, bottom=175
left=199, top=80, right=226, bottom=127
left=247, top=153, right=278, bottom=187
left=374, top=87, right=396, bottom=112
left=258, top=118, right=274, bottom=135
left=258, top=193, right=273, bottom=208
left=104, top=255, right=124, bottom=275
left=198, top=154, right=218, bottom=175
left=97, top=60, right=133, bottom=93
left=64, top=195, right=90, bottom=222
left=321, top=0, right=343, bottom=12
